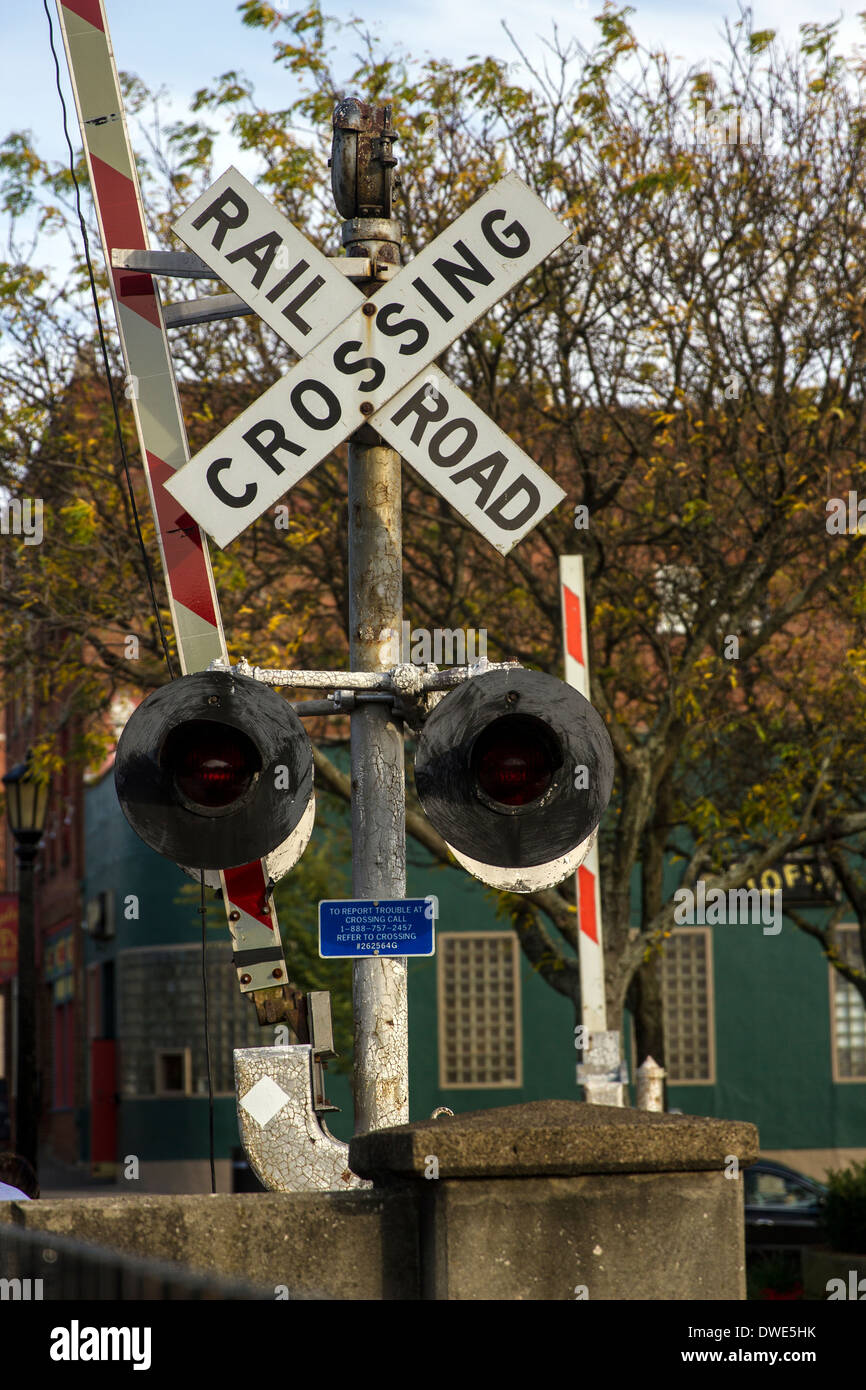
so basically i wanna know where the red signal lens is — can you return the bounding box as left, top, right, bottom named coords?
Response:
left=472, top=715, right=558, bottom=807
left=163, top=721, right=261, bottom=809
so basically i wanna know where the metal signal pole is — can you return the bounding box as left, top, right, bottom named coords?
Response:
left=332, top=101, right=409, bottom=1132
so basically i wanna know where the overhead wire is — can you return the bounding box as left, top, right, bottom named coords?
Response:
left=200, top=870, right=217, bottom=1195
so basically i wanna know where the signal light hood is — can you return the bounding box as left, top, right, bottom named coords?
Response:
left=114, top=670, right=314, bottom=870
left=414, top=668, right=613, bottom=882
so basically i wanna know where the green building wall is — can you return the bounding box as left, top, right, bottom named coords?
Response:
left=84, top=760, right=865, bottom=1174
left=670, top=913, right=866, bottom=1151
left=83, top=768, right=262, bottom=1168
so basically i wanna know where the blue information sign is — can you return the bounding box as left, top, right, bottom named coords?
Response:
left=318, top=897, right=437, bottom=958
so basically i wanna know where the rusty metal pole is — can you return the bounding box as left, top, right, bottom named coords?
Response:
left=332, top=101, right=409, bottom=1133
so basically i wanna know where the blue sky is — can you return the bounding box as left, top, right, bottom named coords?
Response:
left=5, top=1, right=866, bottom=175
left=1, top=0, right=864, bottom=282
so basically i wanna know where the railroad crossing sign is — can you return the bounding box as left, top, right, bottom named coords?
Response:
left=166, top=168, right=569, bottom=554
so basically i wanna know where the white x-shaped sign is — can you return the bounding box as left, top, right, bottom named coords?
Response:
left=165, top=168, right=569, bottom=554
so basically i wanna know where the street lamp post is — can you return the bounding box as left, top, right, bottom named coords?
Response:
left=3, top=754, right=50, bottom=1173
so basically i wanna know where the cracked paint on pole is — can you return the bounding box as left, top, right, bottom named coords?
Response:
left=349, top=437, right=410, bottom=1134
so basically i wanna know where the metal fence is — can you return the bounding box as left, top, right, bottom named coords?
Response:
left=0, top=1220, right=276, bottom=1300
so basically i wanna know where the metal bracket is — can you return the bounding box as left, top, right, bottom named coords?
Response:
left=164, top=292, right=250, bottom=329
left=235, top=1046, right=368, bottom=1192
left=111, top=248, right=399, bottom=281
left=308, top=991, right=340, bottom=1115
left=219, top=654, right=521, bottom=693
left=248, top=983, right=307, bottom=1032
left=110, top=250, right=398, bottom=330
left=110, top=248, right=215, bottom=277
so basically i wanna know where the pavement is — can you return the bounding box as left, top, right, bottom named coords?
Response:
left=34, top=1151, right=123, bottom=1200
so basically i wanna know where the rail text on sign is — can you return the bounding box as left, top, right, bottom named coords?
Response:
left=173, top=167, right=360, bottom=354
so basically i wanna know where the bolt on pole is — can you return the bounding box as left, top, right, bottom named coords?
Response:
left=332, top=100, right=409, bottom=1133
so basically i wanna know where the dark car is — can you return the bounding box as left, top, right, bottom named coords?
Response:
left=744, top=1158, right=827, bottom=1253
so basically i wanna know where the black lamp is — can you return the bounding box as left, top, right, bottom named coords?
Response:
left=2, top=750, right=51, bottom=1172
left=3, top=754, right=51, bottom=857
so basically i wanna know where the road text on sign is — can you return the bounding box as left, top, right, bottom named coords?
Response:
left=318, top=897, right=437, bottom=958
left=166, top=173, right=569, bottom=548
left=375, top=372, right=565, bottom=553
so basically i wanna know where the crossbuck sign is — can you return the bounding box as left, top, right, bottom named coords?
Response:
left=166, top=168, right=569, bottom=554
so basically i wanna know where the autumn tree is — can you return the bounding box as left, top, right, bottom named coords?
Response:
left=3, top=3, right=866, bottom=1067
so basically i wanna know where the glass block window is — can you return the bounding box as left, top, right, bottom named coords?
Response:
left=831, top=927, right=866, bottom=1081
left=438, top=933, right=521, bottom=1088
left=661, top=928, right=714, bottom=1083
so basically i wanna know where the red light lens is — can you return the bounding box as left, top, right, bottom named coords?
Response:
left=164, top=721, right=260, bottom=809
left=472, top=716, right=557, bottom=806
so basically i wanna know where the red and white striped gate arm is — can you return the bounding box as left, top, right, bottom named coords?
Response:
left=559, top=556, right=607, bottom=1036
left=56, top=0, right=292, bottom=1010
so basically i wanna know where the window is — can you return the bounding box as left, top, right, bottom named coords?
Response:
left=85, top=891, right=115, bottom=941
left=154, top=1049, right=192, bottom=1096
left=744, top=1167, right=822, bottom=1209
left=437, top=932, right=521, bottom=1088
left=661, top=927, right=715, bottom=1083
left=830, top=926, right=866, bottom=1082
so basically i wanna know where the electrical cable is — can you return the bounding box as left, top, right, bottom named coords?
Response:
left=43, top=0, right=176, bottom=679
left=200, top=870, right=216, bottom=1195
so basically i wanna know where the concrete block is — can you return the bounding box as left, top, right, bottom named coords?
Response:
left=351, top=1098, right=757, bottom=1300
left=350, top=1098, right=758, bottom=1179
left=423, top=1171, right=745, bottom=1300
left=0, top=1191, right=420, bottom=1300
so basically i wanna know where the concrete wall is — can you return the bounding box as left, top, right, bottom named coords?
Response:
left=0, top=1191, right=421, bottom=1301
left=1, top=1100, right=758, bottom=1301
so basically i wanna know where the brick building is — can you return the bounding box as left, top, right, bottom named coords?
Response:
left=1, top=681, right=85, bottom=1166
